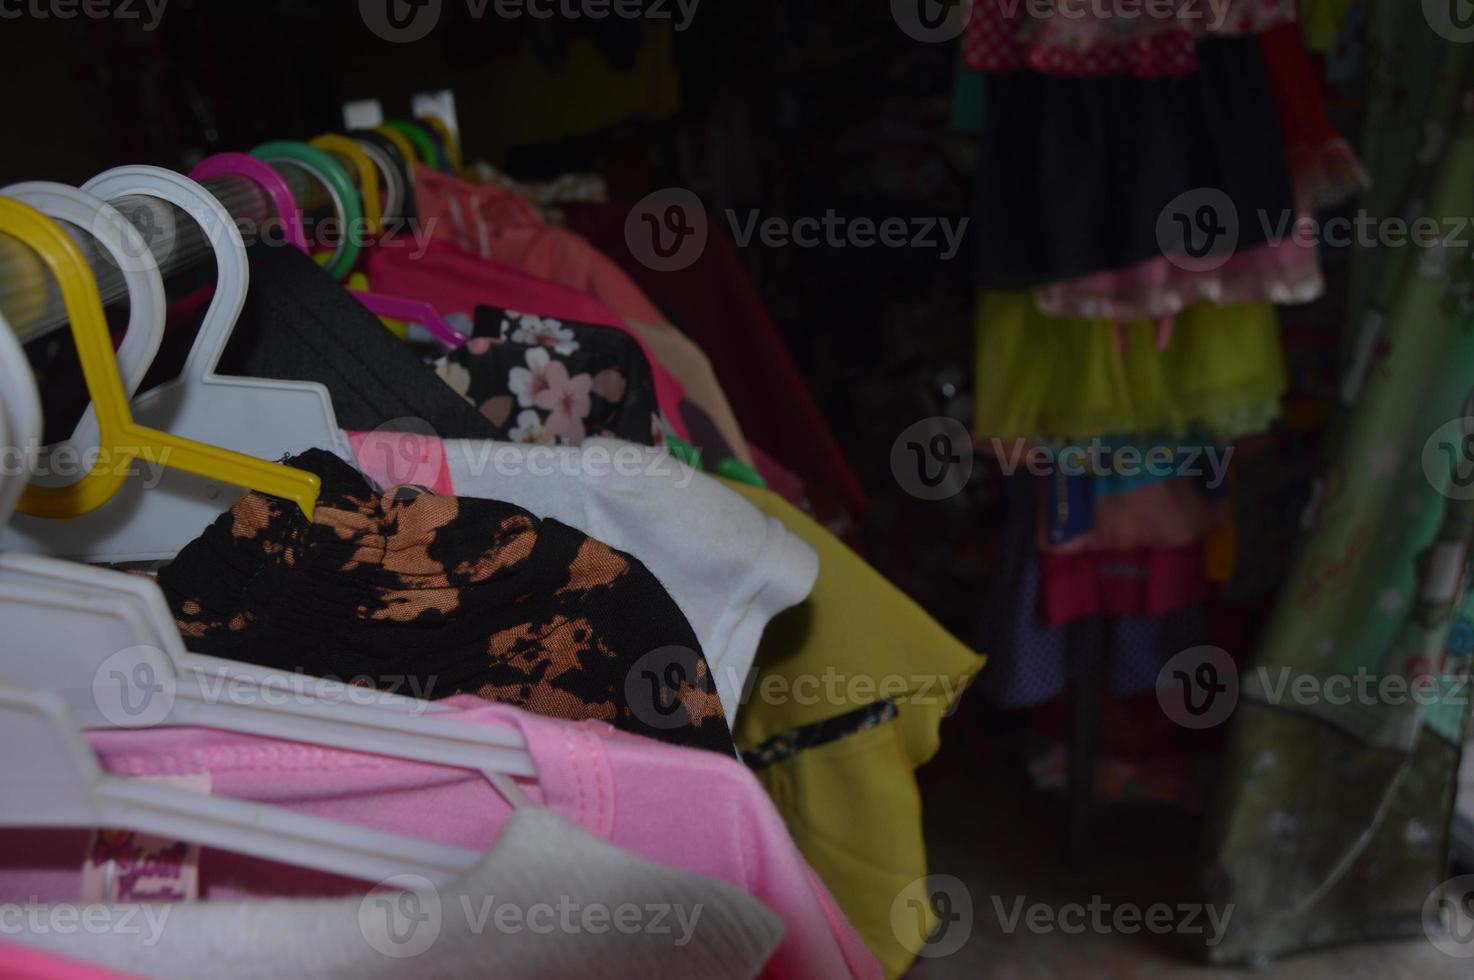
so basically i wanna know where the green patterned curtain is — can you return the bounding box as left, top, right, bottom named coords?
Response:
left=1201, top=9, right=1474, bottom=964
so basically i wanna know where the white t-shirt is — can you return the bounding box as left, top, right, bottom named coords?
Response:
left=346, top=433, right=819, bottom=724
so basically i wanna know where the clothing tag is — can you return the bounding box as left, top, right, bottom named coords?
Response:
left=80, top=773, right=211, bottom=902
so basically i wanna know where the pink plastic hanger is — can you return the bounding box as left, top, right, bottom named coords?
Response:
left=190, top=153, right=309, bottom=253
left=351, top=289, right=468, bottom=348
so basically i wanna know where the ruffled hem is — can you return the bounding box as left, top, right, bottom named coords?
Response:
left=1035, top=239, right=1325, bottom=321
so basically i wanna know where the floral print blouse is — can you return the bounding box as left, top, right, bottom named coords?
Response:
left=435, top=307, right=664, bottom=448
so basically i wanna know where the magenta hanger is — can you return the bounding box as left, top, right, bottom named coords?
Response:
left=190, top=153, right=308, bottom=253
left=351, top=290, right=467, bottom=348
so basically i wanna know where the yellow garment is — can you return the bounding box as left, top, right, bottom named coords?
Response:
left=724, top=480, right=987, bottom=979
left=757, top=725, right=935, bottom=980
left=1301, top=0, right=1354, bottom=52
left=474, top=22, right=681, bottom=156
left=973, top=291, right=1286, bottom=441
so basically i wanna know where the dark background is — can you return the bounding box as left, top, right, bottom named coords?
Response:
left=2, top=0, right=990, bottom=634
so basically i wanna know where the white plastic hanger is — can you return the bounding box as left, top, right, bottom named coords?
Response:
left=0, top=166, right=353, bottom=562
left=0, top=685, right=482, bottom=886
left=0, top=572, right=536, bottom=781
left=0, top=182, right=167, bottom=479
left=0, top=202, right=433, bottom=713
left=0, top=310, right=534, bottom=776
left=0, top=547, right=460, bottom=716
left=0, top=185, right=535, bottom=779
left=0, top=309, right=41, bottom=529
left=350, top=135, right=404, bottom=221
left=0, top=192, right=529, bottom=886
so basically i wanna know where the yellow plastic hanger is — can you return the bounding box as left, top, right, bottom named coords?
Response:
left=416, top=114, right=465, bottom=176
left=373, top=124, right=420, bottom=170
left=310, top=134, right=382, bottom=235
left=0, top=198, right=320, bottom=520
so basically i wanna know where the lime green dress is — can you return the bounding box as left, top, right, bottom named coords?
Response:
left=972, top=292, right=1285, bottom=441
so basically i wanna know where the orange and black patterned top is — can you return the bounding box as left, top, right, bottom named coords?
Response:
left=157, top=450, right=734, bottom=755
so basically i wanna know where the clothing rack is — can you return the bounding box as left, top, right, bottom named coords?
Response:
left=0, top=167, right=334, bottom=344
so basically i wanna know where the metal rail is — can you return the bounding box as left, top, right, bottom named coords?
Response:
left=0, top=166, right=335, bottom=343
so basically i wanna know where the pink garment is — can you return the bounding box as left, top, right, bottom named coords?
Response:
left=367, top=238, right=620, bottom=326
left=1038, top=478, right=1229, bottom=554
left=410, top=168, right=665, bottom=327
left=965, top=2, right=1199, bottom=78
left=1040, top=542, right=1207, bottom=626
left=0, top=698, right=879, bottom=980
left=1034, top=232, right=1323, bottom=321
left=480, top=224, right=669, bottom=327
left=412, top=164, right=543, bottom=248
left=0, top=943, right=133, bottom=980
left=364, top=239, right=689, bottom=440
left=963, top=0, right=1297, bottom=78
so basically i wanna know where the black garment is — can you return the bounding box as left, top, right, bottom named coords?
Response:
left=218, top=242, right=497, bottom=439
left=679, top=398, right=738, bottom=464
left=28, top=306, right=127, bottom=445
left=433, top=306, right=662, bottom=447
left=741, top=700, right=900, bottom=773
left=159, top=449, right=735, bottom=755
left=972, top=37, right=1296, bottom=289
